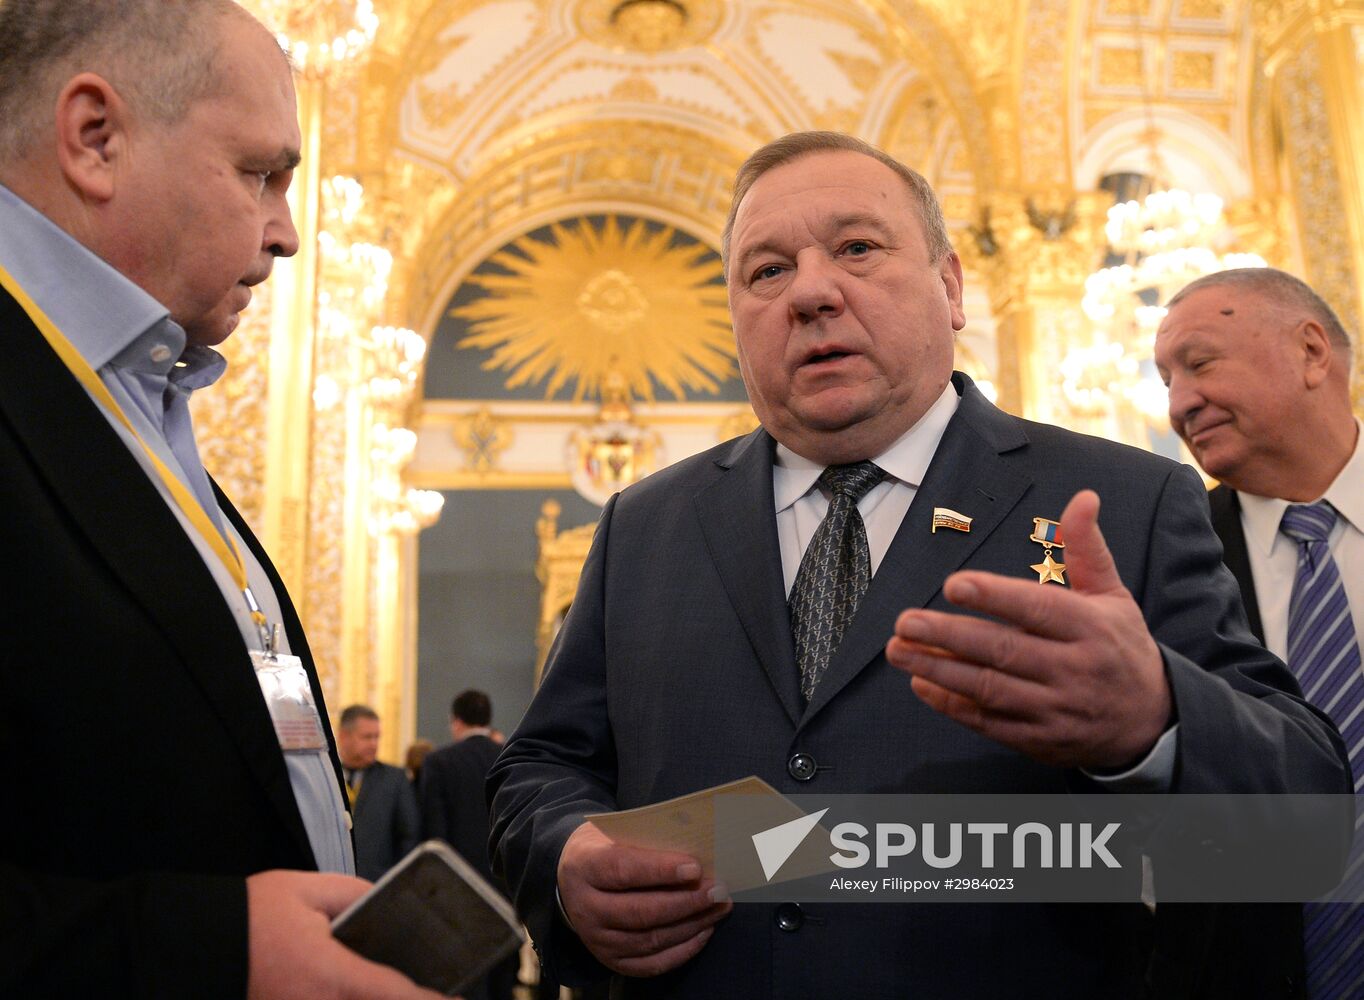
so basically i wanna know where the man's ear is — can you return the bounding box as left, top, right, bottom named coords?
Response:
left=1299, top=318, right=1335, bottom=389
left=53, top=73, right=127, bottom=203
left=940, top=250, right=967, bottom=331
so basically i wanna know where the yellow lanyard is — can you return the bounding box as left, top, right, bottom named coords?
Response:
left=0, top=261, right=270, bottom=640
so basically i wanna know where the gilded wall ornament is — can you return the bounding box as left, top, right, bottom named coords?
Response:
left=535, top=498, right=598, bottom=684
left=912, top=0, right=1012, bottom=81
left=194, top=282, right=273, bottom=534
left=1178, top=0, right=1229, bottom=19
left=1279, top=40, right=1364, bottom=342
left=1020, top=0, right=1069, bottom=189
left=452, top=215, right=734, bottom=401
left=566, top=372, right=664, bottom=505
left=1170, top=50, right=1217, bottom=92
left=716, top=407, right=761, bottom=443
left=567, top=418, right=663, bottom=505
left=576, top=0, right=722, bottom=53
left=452, top=406, right=515, bottom=473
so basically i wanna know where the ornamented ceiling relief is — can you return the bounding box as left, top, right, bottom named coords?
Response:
left=375, top=0, right=1003, bottom=342
left=283, top=0, right=1301, bottom=357
left=396, top=0, right=915, bottom=179
left=910, top=0, right=1014, bottom=81
left=211, top=0, right=1361, bottom=756
left=1075, top=0, right=1252, bottom=195
left=298, top=0, right=1351, bottom=390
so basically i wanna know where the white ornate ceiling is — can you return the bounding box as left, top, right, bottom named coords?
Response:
left=393, top=0, right=920, bottom=182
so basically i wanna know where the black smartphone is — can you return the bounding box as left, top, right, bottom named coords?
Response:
left=332, top=840, right=524, bottom=996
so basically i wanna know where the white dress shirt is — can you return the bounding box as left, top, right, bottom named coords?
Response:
left=771, top=380, right=1175, bottom=787
left=774, top=383, right=959, bottom=593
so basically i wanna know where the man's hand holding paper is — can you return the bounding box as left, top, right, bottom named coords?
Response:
left=556, top=823, right=730, bottom=977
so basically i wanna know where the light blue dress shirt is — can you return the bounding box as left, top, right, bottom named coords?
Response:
left=0, top=182, right=354, bottom=874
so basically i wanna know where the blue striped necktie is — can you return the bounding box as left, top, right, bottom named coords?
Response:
left=1281, top=501, right=1364, bottom=998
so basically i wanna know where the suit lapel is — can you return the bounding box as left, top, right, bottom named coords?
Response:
left=1208, top=484, right=1263, bottom=643
left=693, top=429, right=804, bottom=726
left=0, top=288, right=316, bottom=865
left=802, top=376, right=1034, bottom=724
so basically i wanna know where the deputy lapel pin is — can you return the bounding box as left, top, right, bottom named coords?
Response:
left=931, top=507, right=973, bottom=533
left=1028, top=516, right=1067, bottom=585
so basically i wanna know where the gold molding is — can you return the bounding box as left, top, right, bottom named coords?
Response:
left=451, top=215, right=733, bottom=402
left=958, top=190, right=1108, bottom=418
left=408, top=470, right=574, bottom=490
left=399, top=121, right=748, bottom=341
left=418, top=400, right=756, bottom=427
left=263, top=76, right=325, bottom=602
left=534, top=499, right=598, bottom=686
left=575, top=0, right=724, bottom=53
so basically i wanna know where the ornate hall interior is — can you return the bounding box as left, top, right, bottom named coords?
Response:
left=203, top=0, right=1364, bottom=757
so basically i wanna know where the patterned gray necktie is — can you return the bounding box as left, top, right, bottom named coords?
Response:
left=1281, top=501, right=1364, bottom=998
left=789, top=461, right=886, bottom=702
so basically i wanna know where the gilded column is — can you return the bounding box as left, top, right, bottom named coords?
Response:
left=243, top=0, right=383, bottom=711
left=960, top=191, right=1108, bottom=426
left=1256, top=0, right=1364, bottom=400
left=263, top=75, right=323, bottom=603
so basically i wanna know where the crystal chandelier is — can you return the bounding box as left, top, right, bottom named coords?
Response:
left=1083, top=184, right=1266, bottom=354
left=252, top=0, right=379, bottom=77
left=1074, top=178, right=1266, bottom=426
left=1065, top=9, right=1267, bottom=431
left=1062, top=7, right=1268, bottom=432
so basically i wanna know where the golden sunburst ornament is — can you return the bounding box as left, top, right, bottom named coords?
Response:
left=452, top=216, right=735, bottom=401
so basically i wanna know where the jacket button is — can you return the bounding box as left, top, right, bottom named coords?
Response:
left=775, top=902, right=804, bottom=931
left=788, top=753, right=816, bottom=781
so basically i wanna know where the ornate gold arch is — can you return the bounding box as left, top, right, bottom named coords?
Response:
left=397, top=121, right=750, bottom=343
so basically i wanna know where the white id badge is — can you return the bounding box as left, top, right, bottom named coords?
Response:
left=250, top=650, right=328, bottom=752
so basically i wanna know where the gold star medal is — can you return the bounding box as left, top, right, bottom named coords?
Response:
left=1028, top=516, right=1067, bottom=585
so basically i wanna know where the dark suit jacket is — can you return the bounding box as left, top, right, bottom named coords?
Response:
left=488, top=373, right=1349, bottom=1000
left=0, top=285, right=347, bottom=998
left=420, top=735, right=502, bottom=884
left=1209, top=484, right=1264, bottom=643
left=1145, top=484, right=1305, bottom=999
left=353, top=761, right=420, bottom=880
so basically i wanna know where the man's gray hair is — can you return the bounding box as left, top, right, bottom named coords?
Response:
left=722, top=131, right=953, bottom=273
left=1167, top=267, right=1354, bottom=359
left=0, top=0, right=251, bottom=165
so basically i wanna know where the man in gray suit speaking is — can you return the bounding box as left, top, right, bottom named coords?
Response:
left=488, top=132, right=1350, bottom=998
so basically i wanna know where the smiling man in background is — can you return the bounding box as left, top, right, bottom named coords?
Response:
left=1156, top=268, right=1362, bottom=998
